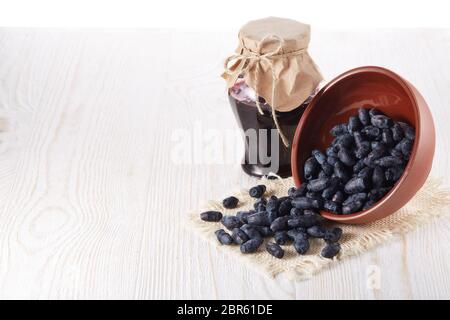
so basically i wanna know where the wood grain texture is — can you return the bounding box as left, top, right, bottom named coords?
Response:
left=0, top=28, right=448, bottom=299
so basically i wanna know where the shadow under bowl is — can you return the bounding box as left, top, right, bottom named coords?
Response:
left=291, top=66, right=435, bottom=224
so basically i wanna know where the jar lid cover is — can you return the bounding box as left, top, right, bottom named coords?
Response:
left=222, top=17, right=323, bottom=113
left=239, top=17, right=311, bottom=54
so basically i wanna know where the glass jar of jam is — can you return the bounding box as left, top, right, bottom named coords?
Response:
left=229, top=79, right=318, bottom=177
left=222, top=17, right=323, bottom=178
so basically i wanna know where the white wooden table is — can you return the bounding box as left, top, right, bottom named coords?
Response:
left=0, top=28, right=449, bottom=299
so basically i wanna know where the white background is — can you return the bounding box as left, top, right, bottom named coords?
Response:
left=1, top=0, right=450, bottom=28
left=1, top=0, right=449, bottom=300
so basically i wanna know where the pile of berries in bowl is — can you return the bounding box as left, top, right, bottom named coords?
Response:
left=294, top=107, right=415, bottom=216
left=291, top=66, right=435, bottom=223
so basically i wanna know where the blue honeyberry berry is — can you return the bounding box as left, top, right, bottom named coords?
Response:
left=266, top=242, right=284, bottom=259
left=330, top=123, right=348, bottom=137
left=334, top=161, right=351, bottom=182
left=324, top=200, right=341, bottom=214
left=236, top=210, right=253, bottom=224
left=290, top=207, right=303, bottom=217
left=200, top=210, right=223, bottom=222
left=322, top=184, right=338, bottom=200
left=294, top=238, right=310, bottom=255
left=307, top=225, right=326, bottom=238
left=371, top=115, right=394, bottom=129
left=270, top=216, right=290, bottom=232
left=307, top=178, right=331, bottom=192
left=382, top=128, right=394, bottom=146
left=304, top=157, right=320, bottom=180
left=222, top=196, right=239, bottom=209
left=312, top=149, right=327, bottom=165
left=240, top=238, right=263, bottom=253
left=291, top=197, right=322, bottom=210
left=362, top=200, right=376, bottom=210
left=333, top=134, right=355, bottom=149
left=240, top=224, right=262, bottom=239
left=321, top=242, right=341, bottom=259
left=287, top=187, right=297, bottom=198
left=247, top=212, right=271, bottom=227
left=348, top=116, right=362, bottom=133
left=321, top=163, right=334, bottom=176
left=266, top=195, right=279, bottom=211
left=362, top=125, right=380, bottom=139
left=342, top=200, right=364, bottom=214
left=353, top=159, right=366, bottom=173
left=385, top=165, right=404, bottom=182
left=326, top=146, right=338, bottom=157
left=324, top=227, right=343, bottom=243
left=249, top=184, right=266, bottom=198
left=372, top=166, right=385, bottom=188
left=287, top=214, right=318, bottom=229
left=398, top=122, right=415, bottom=140
left=221, top=215, right=242, bottom=230
left=332, top=190, right=345, bottom=204
left=358, top=108, right=371, bottom=126
left=353, top=131, right=364, bottom=147
left=287, top=229, right=308, bottom=241
left=357, top=166, right=373, bottom=180
left=215, top=229, right=234, bottom=245
left=256, top=226, right=274, bottom=237
left=231, top=227, right=249, bottom=244
left=291, top=183, right=308, bottom=198
left=343, top=192, right=367, bottom=205
left=375, top=156, right=404, bottom=168
left=338, top=148, right=356, bottom=166
left=274, top=231, right=290, bottom=245
left=344, top=177, right=368, bottom=194
left=278, top=199, right=292, bottom=216
left=391, top=123, right=404, bottom=142
left=369, top=108, right=383, bottom=117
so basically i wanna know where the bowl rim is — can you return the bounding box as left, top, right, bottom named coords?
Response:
left=290, top=66, right=421, bottom=222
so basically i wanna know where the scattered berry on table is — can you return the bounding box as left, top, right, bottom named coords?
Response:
left=215, top=229, right=234, bottom=245
left=274, top=231, right=289, bottom=245
left=221, top=215, right=242, bottom=230
left=222, top=196, right=239, bottom=209
left=293, top=238, right=310, bottom=255
left=266, top=242, right=285, bottom=258
left=200, top=210, right=223, bottom=222
left=240, top=238, right=263, bottom=253
left=307, top=225, right=326, bottom=238
left=240, top=224, right=262, bottom=239
left=324, top=227, right=343, bottom=243
left=270, top=216, right=290, bottom=232
left=247, top=211, right=272, bottom=227
left=321, top=242, right=341, bottom=259
left=249, top=184, right=266, bottom=198
left=231, top=228, right=249, bottom=244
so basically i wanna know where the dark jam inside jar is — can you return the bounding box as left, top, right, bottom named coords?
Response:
left=229, top=80, right=316, bottom=178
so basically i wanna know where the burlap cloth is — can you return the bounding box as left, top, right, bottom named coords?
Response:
left=186, top=176, right=450, bottom=281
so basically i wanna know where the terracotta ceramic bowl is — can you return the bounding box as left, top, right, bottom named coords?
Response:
left=291, top=66, right=435, bottom=224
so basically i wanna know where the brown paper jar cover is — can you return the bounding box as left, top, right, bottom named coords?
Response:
left=222, top=17, right=323, bottom=112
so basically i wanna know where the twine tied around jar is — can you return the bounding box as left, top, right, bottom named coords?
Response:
left=223, top=35, right=307, bottom=147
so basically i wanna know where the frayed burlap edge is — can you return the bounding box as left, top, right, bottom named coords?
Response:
left=185, top=176, right=450, bottom=281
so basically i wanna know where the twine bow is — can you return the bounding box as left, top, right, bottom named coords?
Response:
left=224, top=35, right=307, bottom=147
